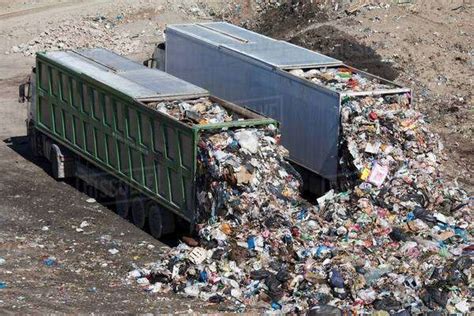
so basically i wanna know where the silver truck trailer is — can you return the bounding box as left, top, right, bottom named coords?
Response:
left=159, top=22, right=411, bottom=194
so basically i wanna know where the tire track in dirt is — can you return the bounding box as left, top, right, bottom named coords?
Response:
left=0, top=1, right=85, bottom=20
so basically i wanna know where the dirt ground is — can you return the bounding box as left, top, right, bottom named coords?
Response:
left=0, top=0, right=472, bottom=313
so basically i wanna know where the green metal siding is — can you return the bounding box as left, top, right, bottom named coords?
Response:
left=35, top=54, right=197, bottom=221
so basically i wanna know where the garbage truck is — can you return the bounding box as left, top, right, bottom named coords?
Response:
left=151, top=22, right=411, bottom=195
left=19, top=48, right=276, bottom=238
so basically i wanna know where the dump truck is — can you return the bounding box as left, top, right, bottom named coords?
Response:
left=19, top=48, right=276, bottom=238
left=151, top=22, right=411, bottom=195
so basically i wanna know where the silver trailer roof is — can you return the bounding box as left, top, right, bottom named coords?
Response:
left=167, top=22, right=342, bottom=68
left=40, top=48, right=208, bottom=100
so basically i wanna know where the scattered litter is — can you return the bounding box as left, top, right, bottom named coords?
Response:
left=234, top=130, right=260, bottom=153
left=0, top=282, right=6, bottom=289
left=182, top=236, right=199, bottom=247
left=367, top=162, right=389, bottom=187
left=136, top=277, right=150, bottom=285
left=455, top=299, right=470, bottom=313
left=99, top=234, right=112, bottom=244
left=41, top=226, right=49, bottom=231
left=42, top=256, right=57, bottom=267
left=0, top=258, right=5, bottom=265
left=188, top=247, right=207, bottom=265
left=88, top=287, right=97, bottom=293
left=108, top=248, right=119, bottom=255
left=86, top=198, right=96, bottom=203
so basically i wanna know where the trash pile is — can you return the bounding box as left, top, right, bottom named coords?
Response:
left=129, top=93, right=472, bottom=314
left=147, top=97, right=234, bottom=126
left=289, top=67, right=397, bottom=92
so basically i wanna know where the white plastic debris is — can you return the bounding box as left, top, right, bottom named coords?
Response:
left=367, top=162, right=389, bottom=187
left=234, top=130, right=260, bottom=154
left=188, top=247, right=207, bottom=265
left=128, top=270, right=142, bottom=278
left=108, top=248, right=119, bottom=255
left=184, top=284, right=200, bottom=297
left=136, top=277, right=150, bottom=285
left=455, top=299, right=470, bottom=313
left=317, top=189, right=335, bottom=208
left=289, top=69, right=305, bottom=77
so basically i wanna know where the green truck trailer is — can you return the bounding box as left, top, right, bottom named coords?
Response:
left=20, top=48, right=276, bottom=238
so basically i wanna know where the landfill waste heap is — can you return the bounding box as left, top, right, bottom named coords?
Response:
left=128, top=93, right=472, bottom=314
left=289, top=67, right=397, bottom=92
left=146, top=97, right=234, bottom=126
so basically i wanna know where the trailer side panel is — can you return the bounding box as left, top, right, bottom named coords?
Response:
left=166, top=29, right=340, bottom=179
left=36, top=55, right=197, bottom=221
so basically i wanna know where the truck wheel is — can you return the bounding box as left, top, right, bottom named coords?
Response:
left=148, top=202, right=175, bottom=239
left=148, top=203, right=163, bottom=239
left=28, top=130, right=39, bottom=157
left=50, top=149, right=60, bottom=179
left=131, top=195, right=146, bottom=229
left=115, top=185, right=130, bottom=219
left=86, top=185, right=98, bottom=200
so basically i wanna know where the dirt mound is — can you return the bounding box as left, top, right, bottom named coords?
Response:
left=253, top=1, right=329, bottom=38
left=251, top=2, right=398, bottom=80
left=289, top=25, right=399, bottom=80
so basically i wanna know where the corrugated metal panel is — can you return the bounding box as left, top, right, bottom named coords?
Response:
left=167, top=22, right=342, bottom=68
left=41, top=49, right=208, bottom=100
left=165, top=31, right=340, bottom=180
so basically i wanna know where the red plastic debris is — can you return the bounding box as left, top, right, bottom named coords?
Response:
left=368, top=111, right=378, bottom=121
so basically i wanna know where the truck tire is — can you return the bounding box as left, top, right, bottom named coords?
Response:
left=148, top=203, right=175, bottom=239
left=86, top=184, right=98, bottom=200
left=50, top=149, right=60, bottom=179
left=148, top=203, right=163, bottom=239
left=28, top=129, right=39, bottom=157
left=131, top=195, right=146, bottom=229
left=115, top=185, right=130, bottom=219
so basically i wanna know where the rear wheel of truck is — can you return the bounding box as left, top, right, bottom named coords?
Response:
left=28, top=129, right=39, bottom=157
left=50, top=149, right=60, bottom=179
left=115, top=185, right=130, bottom=219
left=86, top=184, right=98, bottom=200
left=148, top=203, right=175, bottom=239
left=148, top=203, right=163, bottom=239
left=131, top=195, right=146, bottom=229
